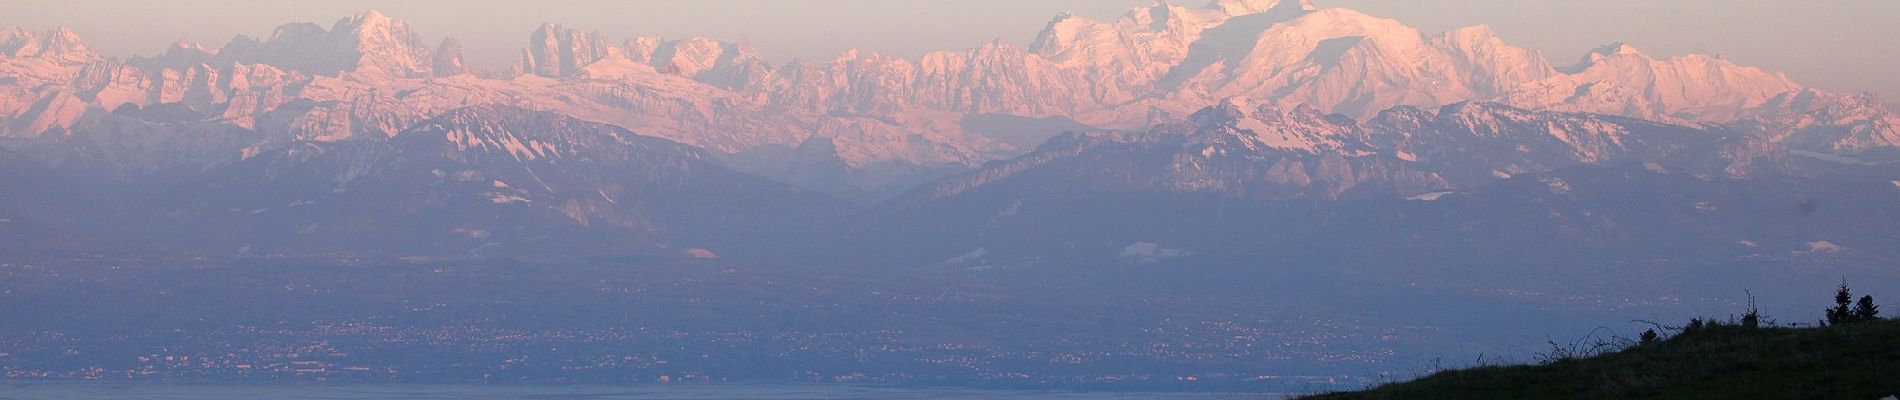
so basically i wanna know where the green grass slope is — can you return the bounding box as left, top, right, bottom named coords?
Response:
left=1305, top=319, right=1900, bottom=399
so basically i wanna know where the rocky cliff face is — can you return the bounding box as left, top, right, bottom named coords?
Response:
left=433, top=38, right=469, bottom=76
left=515, top=23, right=620, bottom=78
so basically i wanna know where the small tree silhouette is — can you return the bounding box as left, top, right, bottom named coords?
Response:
left=1638, top=329, right=1659, bottom=345
left=1826, top=282, right=1855, bottom=326
left=1853, top=295, right=1880, bottom=322
left=1826, top=282, right=1881, bottom=325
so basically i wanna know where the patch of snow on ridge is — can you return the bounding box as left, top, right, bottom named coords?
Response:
left=488, top=193, right=530, bottom=204
left=1539, top=177, right=1572, bottom=194
left=1408, top=191, right=1452, bottom=201
left=685, top=248, right=720, bottom=259
left=1237, top=115, right=1324, bottom=151
left=939, top=247, right=988, bottom=266
left=1120, top=242, right=1189, bottom=263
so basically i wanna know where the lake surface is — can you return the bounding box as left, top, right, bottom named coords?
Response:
left=0, top=383, right=1282, bottom=399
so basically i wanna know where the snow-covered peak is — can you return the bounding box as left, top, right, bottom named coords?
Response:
left=1569, top=42, right=1645, bottom=69
left=1435, top=24, right=1509, bottom=49
left=167, top=39, right=216, bottom=55
left=1150, top=5, right=1421, bottom=98
left=1427, top=100, right=1648, bottom=164
left=1595, top=42, right=1644, bottom=56
left=1432, top=24, right=1535, bottom=62
left=350, top=10, right=392, bottom=25
left=328, top=10, right=433, bottom=78
left=1284, top=8, right=1416, bottom=39
left=1756, top=89, right=1890, bottom=120
left=829, top=47, right=864, bottom=63
left=973, top=37, right=1028, bottom=55
left=1518, top=40, right=1802, bottom=121
left=1032, top=0, right=1308, bottom=57
left=623, top=35, right=662, bottom=62
left=1437, top=101, right=1538, bottom=129
left=399, top=104, right=641, bottom=163
left=1737, top=89, right=1900, bottom=154
left=651, top=36, right=765, bottom=76
left=1185, top=97, right=1349, bottom=152
left=1208, top=0, right=1312, bottom=16
left=1026, top=0, right=1254, bottom=110
left=0, top=26, right=96, bottom=63
left=174, top=10, right=432, bottom=77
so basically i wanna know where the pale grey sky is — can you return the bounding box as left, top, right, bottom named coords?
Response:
left=3, top=0, right=1897, bottom=102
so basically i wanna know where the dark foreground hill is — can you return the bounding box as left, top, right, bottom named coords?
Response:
left=1304, top=319, right=1900, bottom=399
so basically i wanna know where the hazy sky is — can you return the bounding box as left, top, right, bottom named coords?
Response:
left=3, top=0, right=1897, bottom=102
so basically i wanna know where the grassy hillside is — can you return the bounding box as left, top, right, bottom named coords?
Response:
left=1304, top=319, right=1900, bottom=399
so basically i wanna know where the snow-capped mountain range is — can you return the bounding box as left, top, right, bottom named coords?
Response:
left=3, top=0, right=1897, bottom=198
left=2, top=0, right=1900, bottom=260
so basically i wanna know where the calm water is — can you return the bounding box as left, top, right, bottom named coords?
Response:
left=0, top=383, right=1282, bottom=399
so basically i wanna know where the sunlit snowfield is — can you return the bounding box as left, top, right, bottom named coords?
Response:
left=0, top=383, right=1278, bottom=399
